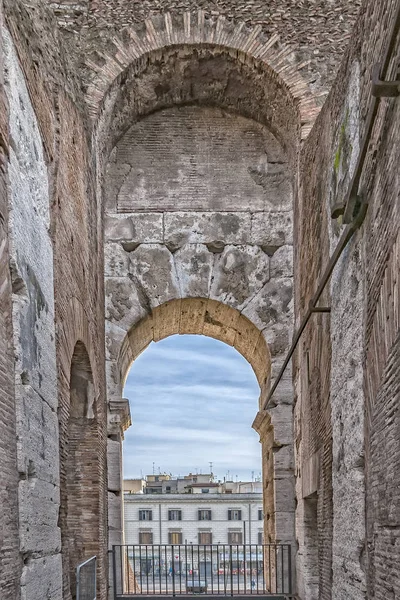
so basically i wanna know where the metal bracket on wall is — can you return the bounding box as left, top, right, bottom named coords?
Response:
left=371, top=62, right=400, bottom=97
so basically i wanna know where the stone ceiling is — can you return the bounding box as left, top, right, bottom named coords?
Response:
left=47, top=0, right=362, bottom=135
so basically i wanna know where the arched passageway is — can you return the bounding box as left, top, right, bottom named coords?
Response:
left=59, top=341, right=101, bottom=600
left=106, top=299, right=294, bottom=568
left=99, top=34, right=298, bottom=595
left=123, top=333, right=262, bottom=482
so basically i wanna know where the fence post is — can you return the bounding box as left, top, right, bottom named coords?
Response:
left=112, top=547, right=118, bottom=600
left=76, top=556, right=97, bottom=600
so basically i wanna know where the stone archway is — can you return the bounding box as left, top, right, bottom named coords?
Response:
left=59, top=341, right=100, bottom=600
left=99, top=35, right=297, bottom=594
left=106, top=296, right=294, bottom=559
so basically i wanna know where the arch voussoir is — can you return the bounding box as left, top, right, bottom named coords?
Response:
left=86, top=11, right=318, bottom=139
left=120, top=298, right=271, bottom=388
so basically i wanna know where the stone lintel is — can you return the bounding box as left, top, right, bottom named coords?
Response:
left=108, top=397, right=131, bottom=434
left=252, top=409, right=272, bottom=437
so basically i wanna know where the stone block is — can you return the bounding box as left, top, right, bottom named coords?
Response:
left=108, top=439, right=122, bottom=492
left=241, top=277, right=293, bottom=331
left=105, top=277, right=148, bottom=330
left=210, top=245, right=269, bottom=309
left=16, top=386, right=60, bottom=484
left=108, top=491, right=123, bottom=532
left=174, top=244, right=213, bottom=297
left=273, top=476, right=296, bottom=512
left=270, top=245, right=293, bottom=278
left=105, top=213, right=164, bottom=244
left=274, top=511, right=295, bottom=545
left=152, top=299, right=182, bottom=342
left=104, top=242, right=130, bottom=277
left=262, top=323, right=291, bottom=356
left=18, top=477, right=61, bottom=554
left=128, top=244, right=180, bottom=308
left=105, top=321, right=130, bottom=361
left=273, top=444, right=294, bottom=474
left=251, top=211, right=293, bottom=246
left=164, top=212, right=251, bottom=247
left=20, top=554, right=62, bottom=600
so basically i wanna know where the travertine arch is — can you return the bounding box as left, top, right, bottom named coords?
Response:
left=87, top=12, right=318, bottom=140
left=119, top=298, right=271, bottom=393
left=95, top=46, right=301, bottom=172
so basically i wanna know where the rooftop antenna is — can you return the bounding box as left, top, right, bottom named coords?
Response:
left=152, top=462, right=155, bottom=475
left=209, top=462, right=213, bottom=473
left=236, top=475, right=238, bottom=482
left=251, top=471, right=254, bottom=482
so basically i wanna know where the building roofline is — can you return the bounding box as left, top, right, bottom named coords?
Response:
left=124, top=493, right=262, bottom=503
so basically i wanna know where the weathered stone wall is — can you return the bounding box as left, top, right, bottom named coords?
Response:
left=0, top=3, right=21, bottom=599
left=54, top=88, right=108, bottom=600
left=2, top=2, right=399, bottom=600
left=104, top=103, right=296, bottom=561
left=106, top=106, right=290, bottom=213
left=49, top=0, right=361, bottom=124
left=3, top=25, right=61, bottom=599
left=1, top=2, right=109, bottom=599
left=294, top=1, right=400, bottom=599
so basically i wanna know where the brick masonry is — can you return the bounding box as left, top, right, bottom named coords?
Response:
left=0, top=1, right=399, bottom=599
left=294, top=1, right=400, bottom=599
left=1, top=1, right=108, bottom=598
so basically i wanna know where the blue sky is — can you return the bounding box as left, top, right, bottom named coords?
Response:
left=123, top=334, right=262, bottom=481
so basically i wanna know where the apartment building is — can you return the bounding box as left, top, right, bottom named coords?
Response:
left=124, top=475, right=263, bottom=547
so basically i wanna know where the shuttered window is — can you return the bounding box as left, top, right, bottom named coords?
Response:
left=139, top=531, right=153, bottom=544
left=168, top=509, right=182, bottom=521
left=198, top=532, right=212, bottom=544
left=228, top=509, right=242, bottom=521
left=198, top=510, right=212, bottom=521
left=168, top=531, right=182, bottom=544
left=139, top=509, right=152, bottom=521
left=228, top=531, right=243, bottom=544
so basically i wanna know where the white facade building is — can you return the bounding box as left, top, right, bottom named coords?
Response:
left=124, top=492, right=264, bottom=547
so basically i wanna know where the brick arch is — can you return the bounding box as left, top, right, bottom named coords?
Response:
left=118, top=298, right=271, bottom=393
left=113, top=299, right=281, bottom=548
left=57, top=298, right=107, bottom=600
left=87, top=11, right=319, bottom=143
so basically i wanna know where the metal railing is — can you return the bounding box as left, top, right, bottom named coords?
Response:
left=112, top=544, right=292, bottom=598
left=77, top=556, right=97, bottom=600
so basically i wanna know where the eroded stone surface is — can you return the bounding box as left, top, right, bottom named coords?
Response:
left=3, top=26, right=61, bottom=599
left=106, top=106, right=289, bottom=213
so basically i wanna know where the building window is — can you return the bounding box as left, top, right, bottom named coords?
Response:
left=201, top=488, right=210, bottom=493
left=166, top=486, right=171, bottom=493
left=258, top=509, right=263, bottom=520
left=139, top=509, right=153, bottom=521
left=168, top=531, right=182, bottom=544
left=228, top=531, right=243, bottom=544
left=198, top=510, right=212, bottom=521
left=139, top=531, right=153, bottom=544
left=228, top=509, right=242, bottom=521
left=168, top=509, right=182, bottom=521
left=198, top=532, right=212, bottom=544
left=258, top=532, right=263, bottom=545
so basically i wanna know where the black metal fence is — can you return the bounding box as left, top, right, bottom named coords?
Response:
left=76, top=556, right=97, bottom=600
left=112, top=544, right=292, bottom=598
